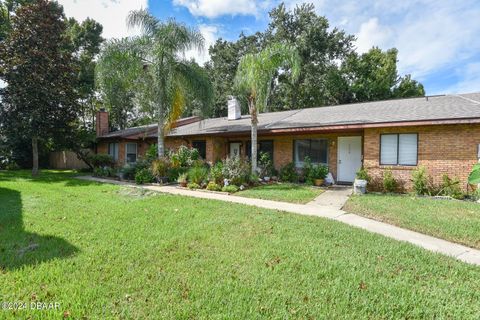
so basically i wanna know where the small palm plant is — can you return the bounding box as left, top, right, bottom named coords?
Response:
left=234, top=43, right=301, bottom=173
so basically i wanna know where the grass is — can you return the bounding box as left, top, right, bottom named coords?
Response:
left=344, top=193, right=480, bottom=249
left=237, top=183, right=324, bottom=204
left=1, top=170, right=480, bottom=319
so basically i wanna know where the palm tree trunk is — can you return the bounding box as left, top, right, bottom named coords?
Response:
left=32, top=136, right=39, bottom=176
left=157, top=101, right=165, bottom=158
left=249, top=98, right=258, bottom=174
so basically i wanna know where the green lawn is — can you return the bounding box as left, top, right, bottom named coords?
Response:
left=1, top=171, right=480, bottom=319
left=237, top=183, right=324, bottom=204
left=344, top=194, right=480, bottom=249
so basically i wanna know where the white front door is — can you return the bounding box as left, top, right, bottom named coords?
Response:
left=229, top=142, right=241, bottom=158
left=337, top=136, right=362, bottom=182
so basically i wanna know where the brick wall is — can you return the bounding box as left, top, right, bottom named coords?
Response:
left=97, top=123, right=480, bottom=191
left=220, top=132, right=362, bottom=180
left=364, top=124, right=480, bottom=191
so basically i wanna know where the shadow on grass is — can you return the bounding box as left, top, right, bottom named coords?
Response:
left=0, top=187, right=79, bottom=271
left=0, top=169, right=100, bottom=187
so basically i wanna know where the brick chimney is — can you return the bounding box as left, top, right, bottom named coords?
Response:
left=96, top=108, right=109, bottom=137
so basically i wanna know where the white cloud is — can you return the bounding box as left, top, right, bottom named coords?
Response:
left=173, top=0, right=258, bottom=18
left=57, top=0, right=148, bottom=39
left=355, top=18, right=392, bottom=53
left=184, top=24, right=219, bottom=65
left=444, top=63, right=480, bottom=94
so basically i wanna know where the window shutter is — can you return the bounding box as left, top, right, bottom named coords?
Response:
left=399, top=134, right=417, bottom=165
left=380, top=134, right=398, bottom=165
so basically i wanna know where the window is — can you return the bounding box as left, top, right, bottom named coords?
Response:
left=246, top=140, right=274, bottom=161
left=294, top=139, right=328, bottom=167
left=380, top=133, right=418, bottom=166
left=192, top=140, right=207, bottom=159
left=125, top=143, right=137, bottom=163
left=108, top=143, right=119, bottom=161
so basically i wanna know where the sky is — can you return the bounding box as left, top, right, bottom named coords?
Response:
left=57, top=0, right=480, bottom=95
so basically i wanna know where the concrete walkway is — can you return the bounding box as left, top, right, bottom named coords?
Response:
left=307, top=185, right=352, bottom=209
left=78, top=176, right=480, bottom=266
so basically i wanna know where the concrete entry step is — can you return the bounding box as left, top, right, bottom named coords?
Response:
left=308, top=187, right=353, bottom=209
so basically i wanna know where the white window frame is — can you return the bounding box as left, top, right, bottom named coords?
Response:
left=380, top=133, right=418, bottom=166
left=125, top=143, right=138, bottom=163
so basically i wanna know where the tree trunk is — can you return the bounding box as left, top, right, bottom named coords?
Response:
left=157, top=102, right=165, bottom=158
left=32, top=136, right=39, bottom=176
left=249, top=98, right=258, bottom=174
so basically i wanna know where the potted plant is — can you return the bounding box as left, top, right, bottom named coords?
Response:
left=354, top=168, right=370, bottom=194
left=177, top=173, right=188, bottom=187
left=310, top=164, right=329, bottom=186
left=151, top=158, right=170, bottom=184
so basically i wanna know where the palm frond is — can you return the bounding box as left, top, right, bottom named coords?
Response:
left=155, top=20, right=204, bottom=55
left=174, top=60, right=213, bottom=115
left=127, top=9, right=160, bottom=37
left=234, top=43, right=301, bottom=113
left=164, top=80, right=186, bottom=132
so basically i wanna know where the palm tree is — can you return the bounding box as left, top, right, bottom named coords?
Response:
left=234, top=43, right=301, bottom=173
left=126, top=10, right=213, bottom=157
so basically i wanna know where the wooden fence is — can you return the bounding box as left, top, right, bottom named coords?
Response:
left=49, top=150, right=91, bottom=170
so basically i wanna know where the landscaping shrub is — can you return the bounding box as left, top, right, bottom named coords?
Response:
left=209, top=161, right=224, bottom=184
left=382, top=169, right=397, bottom=193
left=167, top=166, right=188, bottom=182
left=222, top=185, right=239, bottom=193
left=135, top=168, right=154, bottom=185
left=307, top=164, right=328, bottom=184
left=135, top=158, right=152, bottom=171
left=222, top=157, right=250, bottom=186
left=5, top=162, right=20, bottom=171
left=411, top=166, right=430, bottom=195
left=151, top=158, right=170, bottom=180
left=279, top=162, right=299, bottom=183
left=188, top=165, right=209, bottom=185
left=302, top=156, right=313, bottom=184
left=145, top=144, right=158, bottom=162
left=249, top=172, right=260, bottom=185
left=88, top=154, right=114, bottom=168
left=259, top=151, right=275, bottom=178
left=356, top=168, right=371, bottom=181
left=175, top=145, right=199, bottom=167
left=120, top=163, right=137, bottom=180
left=438, top=174, right=463, bottom=199
left=93, top=167, right=116, bottom=177
left=206, top=181, right=222, bottom=191
left=187, top=182, right=201, bottom=189
left=468, top=163, right=480, bottom=185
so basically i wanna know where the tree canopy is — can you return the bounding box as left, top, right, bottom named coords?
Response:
left=113, top=9, right=214, bottom=157
left=0, top=0, right=79, bottom=175
left=207, top=3, right=425, bottom=116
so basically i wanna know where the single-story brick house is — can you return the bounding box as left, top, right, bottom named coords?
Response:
left=96, top=92, right=480, bottom=190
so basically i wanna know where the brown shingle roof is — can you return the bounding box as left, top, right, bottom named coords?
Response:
left=100, top=93, right=480, bottom=139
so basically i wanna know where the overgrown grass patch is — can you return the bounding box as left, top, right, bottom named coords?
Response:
left=1, top=171, right=480, bottom=319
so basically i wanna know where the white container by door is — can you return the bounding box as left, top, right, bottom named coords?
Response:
left=337, top=136, right=362, bottom=183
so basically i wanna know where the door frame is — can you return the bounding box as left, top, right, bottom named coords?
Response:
left=337, top=136, right=363, bottom=183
